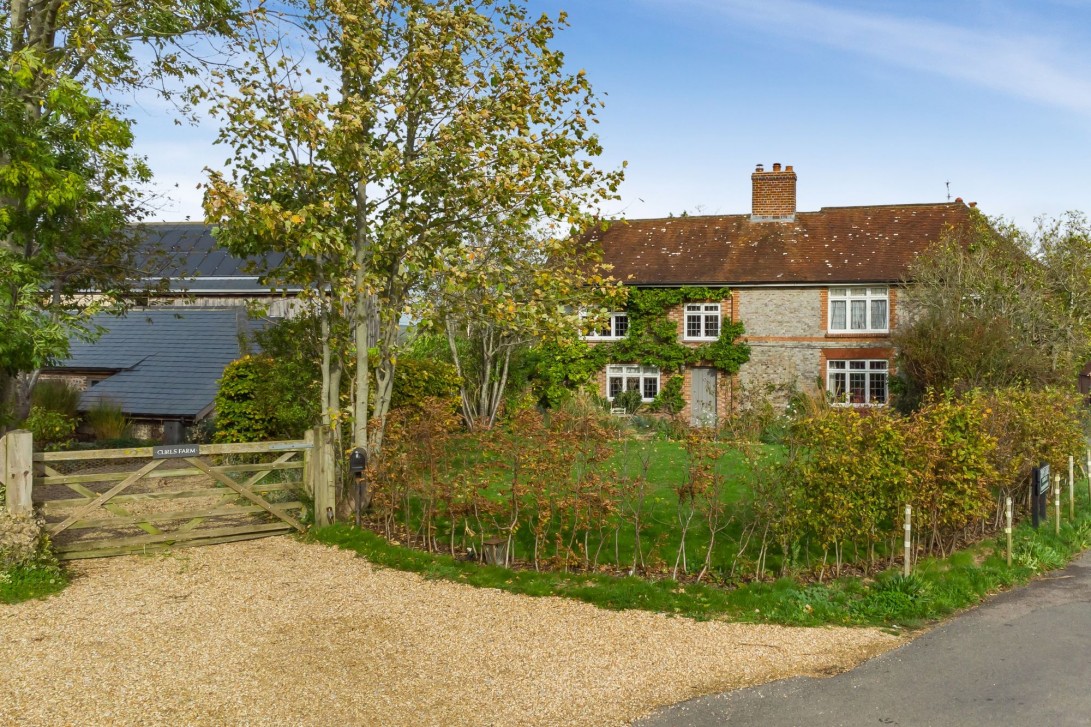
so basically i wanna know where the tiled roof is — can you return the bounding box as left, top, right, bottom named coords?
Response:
left=52, top=308, right=270, bottom=419
left=589, top=202, right=974, bottom=285
left=137, top=222, right=298, bottom=293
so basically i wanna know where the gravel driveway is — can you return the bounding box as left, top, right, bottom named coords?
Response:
left=0, top=537, right=901, bottom=726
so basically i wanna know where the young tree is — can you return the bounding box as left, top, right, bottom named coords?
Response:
left=431, top=227, right=623, bottom=430
left=204, top=0, right=623, bottom=457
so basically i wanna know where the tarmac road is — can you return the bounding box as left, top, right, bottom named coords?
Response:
left=636, top=549, right=1091, bottom=727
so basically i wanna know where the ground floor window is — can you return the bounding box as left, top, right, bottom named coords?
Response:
left=827, top=359, right=888, bottom=405
left=607, top=364, right=660, bottom=401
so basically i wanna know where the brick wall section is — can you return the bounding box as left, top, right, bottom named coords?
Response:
left=751, top=164, right=797, bottom=217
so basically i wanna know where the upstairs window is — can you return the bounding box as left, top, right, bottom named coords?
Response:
left=829, top=287, right=889, bottom=333
left=827, top=360, right=888, bottom=405
left=684, top=303, right=721, bottom=340
left=584, top=312, right=628, bottom=340
left=607, top=365, right=660, bottom=402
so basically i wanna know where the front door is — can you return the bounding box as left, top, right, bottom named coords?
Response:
left=690, top=367, right=717, bottom=427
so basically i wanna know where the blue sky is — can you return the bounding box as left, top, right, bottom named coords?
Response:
left=132, top=0, right=1091, bottom=228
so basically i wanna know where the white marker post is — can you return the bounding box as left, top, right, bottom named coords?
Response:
left=1055, top=473, right=1062, bottom=535
left=1005, top=496, right=1013, bottom=568
left=1086, top=448, right=1091, bottom=505
left=903, top=505, right=912, bottom=577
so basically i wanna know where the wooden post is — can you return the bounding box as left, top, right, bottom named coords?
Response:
left=903, top=505, right=912, bottom=577
left=1005, top=496, right=1013, bottom=568
left=1055, top=473, right=1061, bottom=535
left=1069, top=455, right=1075, bottom=519
left=312, top=426, right=336, bottom=527
left=1086, top=448, right=1090, bottom=505
left=302, top=428, right=315, bottom=497
left=3, top=430, right=33, bottom=516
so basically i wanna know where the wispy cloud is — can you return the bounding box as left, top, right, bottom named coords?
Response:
left=667, top=0, right=1091, bottom=116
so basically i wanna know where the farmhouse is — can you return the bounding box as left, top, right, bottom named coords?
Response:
left=586, top=163, right=975, bottom=424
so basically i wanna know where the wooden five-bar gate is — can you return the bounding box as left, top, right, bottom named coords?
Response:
left=1, top=427, right=337, bottom=560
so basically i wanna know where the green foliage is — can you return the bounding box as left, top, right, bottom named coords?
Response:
left=614, top=388, right=643, bottom=415
left=896, top=212, right=1091, bottom=409
left=22, top=407, right=76, bottom=446
left=0, top=563, right=67, bottom=605
left=84, top=399, right=129, bottom=441
left=31, top=380, right=81, bottom=417
left=389, top=358, right=462, bottom=412
left=651, top=375, right=684, bottom=414
left=213, top=355, right=278, bottom=443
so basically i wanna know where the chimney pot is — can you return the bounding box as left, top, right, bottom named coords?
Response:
left=969, top=201, right=977, bottom=208
left=955, top=196, right=963, bottom=204
left=772, top=162, right=782, bottom=171
left=785, top=165, right=793, bottom=172
left=755, top=163, right=764, bottom=172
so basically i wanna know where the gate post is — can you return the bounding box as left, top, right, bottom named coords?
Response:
left=302, top=428, right=315, bottom=497
left=2, top=430, right=33, bottom=515
left=312, top=426, right=336, bottom=527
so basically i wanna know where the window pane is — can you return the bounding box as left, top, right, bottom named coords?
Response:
left=869, top=360, right=888, bottom=370
left=686, top=315, right=702, bottom=337
left=608, top=377, right=622, bottom=399
left=704, top=304, right=719, bottom=312
left=831, top=300, right=846, bottom=330
left=849, top=372, right=866, bottom=402
left=625, top=377, right=640, bottom=392
left=643, top=377, right=658, bottom=400
left=686, top=304, right=701, bottom=312
left=830, top=288, right=847, bottom=297
left=850, top=287, right=867, bottom=296
left=870, top=300, right=888, bottom=330
left=850, top=300, right=867, bottom=329
left=828, top=360, right=846, bottom=370
left=829, top=371, right=846, bottom=399
left=614, top=315, right=629, bottom=337
left=849, top=360, right=866, bottom=370
left=870, top=372, right=888, bottom=404
left=704, top=315, right=720, bottom=338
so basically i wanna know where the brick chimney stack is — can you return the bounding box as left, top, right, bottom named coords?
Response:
left=751, top=162, right=797, bottom=220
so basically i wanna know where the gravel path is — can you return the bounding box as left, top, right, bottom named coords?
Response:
left=0, top=537, right=902, bottom=726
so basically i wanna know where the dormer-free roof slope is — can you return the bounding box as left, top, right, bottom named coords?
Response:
left=589, top=201, right=974, bottom=286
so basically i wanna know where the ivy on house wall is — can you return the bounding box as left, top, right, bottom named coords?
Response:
left=531, top=287, right=751, bottom=410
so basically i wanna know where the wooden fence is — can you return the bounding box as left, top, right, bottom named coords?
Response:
left=0, top=427, right=338, bottom=560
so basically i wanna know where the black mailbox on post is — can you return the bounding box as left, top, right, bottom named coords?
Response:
left=349, top=448, right=367, bottom=475
left=349, top=447, right=368, bottom=528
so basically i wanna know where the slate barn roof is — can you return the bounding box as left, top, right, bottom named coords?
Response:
left=137, top=222, right=295, bottom=294
left=589, top=202, right=974, bottom=286
left=52, top=308, right=265, bottom=419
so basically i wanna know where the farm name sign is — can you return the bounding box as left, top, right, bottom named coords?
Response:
left=152, top=444, right=200, bottom=459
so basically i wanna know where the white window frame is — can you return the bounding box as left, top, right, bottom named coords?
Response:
left=583, top=311, right=629, bottom=340
left=828, top=287, right=889, bottom=334
left=826, top=359, right=889, bottom=406
left=606, top=365, right=660, bottom=402
left=683, top=303, right=721, bottom=341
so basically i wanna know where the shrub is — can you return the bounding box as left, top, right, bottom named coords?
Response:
left=31, top=380, right=81, bottom=417
left=84, top=399, right=129, bottom=441
left=22, top=407, right=76, bottom=447
left=613, top=388, right=642, bottom=415
left=389, top=357, right=461, bottom=411
left=214, top=355, right=278, bottom=443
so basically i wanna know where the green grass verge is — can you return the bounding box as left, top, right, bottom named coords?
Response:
left=310, top=504, right=1091, bottom=628
left=0, top=562, right=67, bottom=605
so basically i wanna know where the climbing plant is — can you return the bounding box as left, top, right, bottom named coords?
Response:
left=531, top=287, right=751, bottom=410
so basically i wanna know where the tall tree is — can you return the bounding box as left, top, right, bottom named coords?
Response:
left=895, top=212, right=1091, bottom=409
left=204, top=0, right=623, bottom=456
left=0, top=0, right=242, bottom=422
